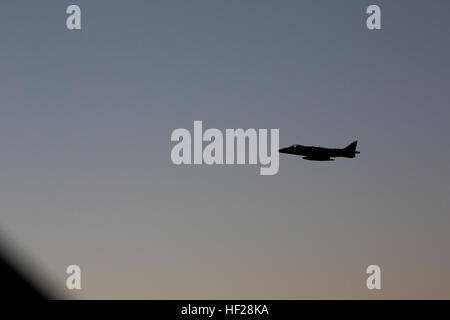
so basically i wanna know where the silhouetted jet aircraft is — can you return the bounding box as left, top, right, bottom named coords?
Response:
left=279, top=141, right=360, bottom=161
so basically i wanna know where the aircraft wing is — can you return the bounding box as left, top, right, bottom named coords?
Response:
left=302, top=156, right=335, bottom=161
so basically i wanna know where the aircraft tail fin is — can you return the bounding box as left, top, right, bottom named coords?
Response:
left=344, top=141, right=358, bottom=153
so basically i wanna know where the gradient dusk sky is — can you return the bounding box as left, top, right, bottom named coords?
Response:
left=0, top=1, right=449, bottom=298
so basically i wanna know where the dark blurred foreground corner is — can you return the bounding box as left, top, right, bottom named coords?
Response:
left=0, top=246, right=48, bottom=299
left=0, top=232, right=63, bottom=300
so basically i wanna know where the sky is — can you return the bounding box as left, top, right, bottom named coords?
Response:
left=0, top=0, right=449, bottom=299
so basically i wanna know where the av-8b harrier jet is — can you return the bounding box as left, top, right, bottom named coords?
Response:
left=279, top=141, right=360, bottom=161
